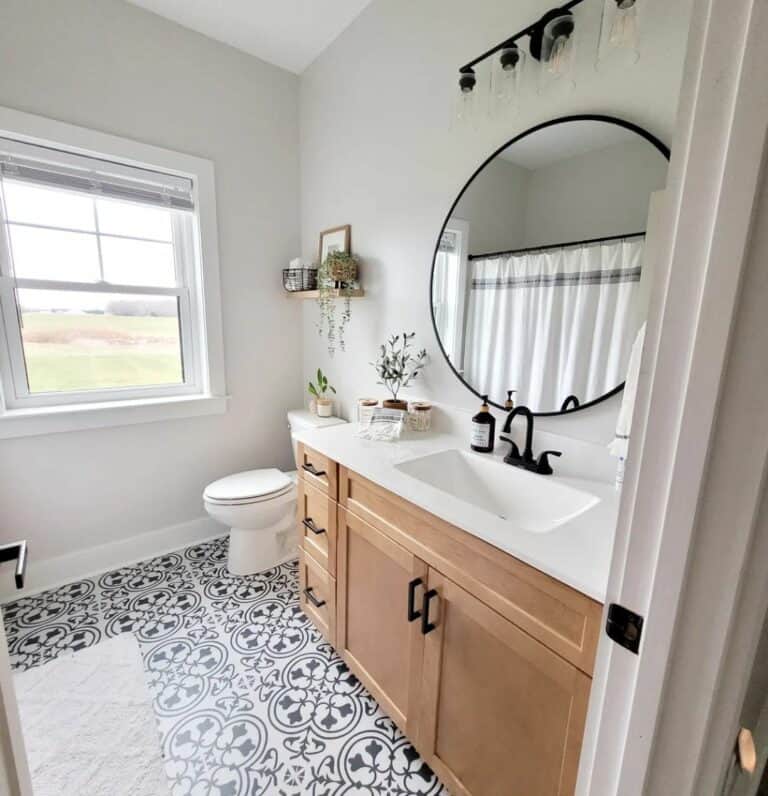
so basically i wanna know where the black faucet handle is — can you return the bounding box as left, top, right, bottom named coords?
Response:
left=536, top=450, right=562, bottom=475
left=500, top=436, right=521, bottom=463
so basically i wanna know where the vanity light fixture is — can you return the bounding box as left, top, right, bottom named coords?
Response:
left=597, top=0, right=641, bottom=69
left=530, top=8, right=578, bottom=93
left=452, top=67, right=478, bottom=127
left=453, top=0, right=584, bottom=127
left=490, top=42, right=527, bottom=116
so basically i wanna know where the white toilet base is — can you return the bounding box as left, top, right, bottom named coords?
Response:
left=227, top=521, right=298, bottom=576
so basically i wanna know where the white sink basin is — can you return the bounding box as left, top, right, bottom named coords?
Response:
left=395, top=449, right=599, bottom=533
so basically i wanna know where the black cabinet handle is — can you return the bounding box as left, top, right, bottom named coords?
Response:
left=0, top=541, right=27, bottom=590
left=407, top=577, right=423, bottom=622
left=302, top=517, right=326, bottom=535
left=302, top=462, right=326, bottom=478
left=421, top=588, right=439, bottom=635
left=303, top=586, right=326, bottom=608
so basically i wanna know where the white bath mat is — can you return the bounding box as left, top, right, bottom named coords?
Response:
left=14, top=634, right=168, bottom=796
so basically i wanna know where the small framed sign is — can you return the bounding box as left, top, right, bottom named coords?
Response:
left=318, top=224, right=351, bottom=263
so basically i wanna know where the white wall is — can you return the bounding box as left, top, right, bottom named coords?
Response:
left=0, top=0, right=302, bottom=572
left=299, top=0, right=692, bottom=444
left=522, top=140, right=668, bottom=247
left=453, top=158, right=528, bottom=254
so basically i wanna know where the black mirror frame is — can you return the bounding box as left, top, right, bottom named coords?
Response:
left=430, top=113, right=670, bottom=417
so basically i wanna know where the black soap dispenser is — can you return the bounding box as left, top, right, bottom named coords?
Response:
left=471, top=395, right=495, bottom=453
left=504, top=390, right=517, bottom=411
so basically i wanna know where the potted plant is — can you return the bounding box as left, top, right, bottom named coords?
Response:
left=308, top=368, right=336, bottom=417
left=316, top=251, right=359, bottom=357
left=372, top=332, right=427, bottom=411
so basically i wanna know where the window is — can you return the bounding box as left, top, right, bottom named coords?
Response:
left=0, top=110, right=226, bottom=436
left=432, top=219, right=469, bottom=371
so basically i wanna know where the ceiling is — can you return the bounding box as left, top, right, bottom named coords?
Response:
left=124, top=0, right=375, bottom=73
left=499, top=122, right=642, bottom=170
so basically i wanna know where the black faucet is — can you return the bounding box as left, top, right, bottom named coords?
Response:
left=500, top=406, right=562, bottom=476
left=560, top=394, right=580, bottom=412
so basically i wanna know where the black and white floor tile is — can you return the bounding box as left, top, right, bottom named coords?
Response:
left=2, top=536, right=449, bottom=796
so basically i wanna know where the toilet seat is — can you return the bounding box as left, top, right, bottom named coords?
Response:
left=203, top=468, right=294, bottom=506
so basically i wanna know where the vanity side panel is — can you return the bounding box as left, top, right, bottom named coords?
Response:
left=340, top=467, right=602, bottom=675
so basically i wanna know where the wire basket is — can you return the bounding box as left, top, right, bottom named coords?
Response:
left=282, top=267, right=318, bottom=292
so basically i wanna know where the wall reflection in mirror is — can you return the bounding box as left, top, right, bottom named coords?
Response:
left=432, top=116, right=669, bottom=415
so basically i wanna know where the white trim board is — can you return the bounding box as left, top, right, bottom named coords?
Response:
left=0, top=516, right=223, bottom=603
left=581, top=0, right=768, bottom=792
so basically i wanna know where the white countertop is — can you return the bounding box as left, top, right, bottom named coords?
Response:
left=294, top=423, right=619, bottom=603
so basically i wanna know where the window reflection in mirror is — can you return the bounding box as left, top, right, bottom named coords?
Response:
left=431, top=117, right=669, bottom=415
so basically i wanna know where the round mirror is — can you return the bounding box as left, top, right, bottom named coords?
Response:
left=431, top=115, right=669, bottom=415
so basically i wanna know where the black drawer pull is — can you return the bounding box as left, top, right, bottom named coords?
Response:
left=0, top=541, right=27, bottom=590
left=407, top=577, right=423, bottom=622
left=302, top=517, right=326, bottom=535
left=421, top=589, right=439, bottom=635
left=304, top=586, right=326, bottom=608
left=302, top=462, right=326, bottom=478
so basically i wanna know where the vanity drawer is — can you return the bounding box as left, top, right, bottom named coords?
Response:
left=299, top=548, right=336, bottom=645
left=298, top=478, right=337, bottom=576
left=340, top=466, right=602, bottom=676
left=298, top=443, right=338, bottom=500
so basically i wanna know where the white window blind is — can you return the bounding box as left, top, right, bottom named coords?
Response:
left=0, top=137, right=194, bottom=211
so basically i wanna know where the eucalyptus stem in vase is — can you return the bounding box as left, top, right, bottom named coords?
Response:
left=372, top=331, right=427, bottom=411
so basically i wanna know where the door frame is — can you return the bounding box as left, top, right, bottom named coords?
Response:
left=581, top=0, right=768, bottom=792
left=0, top=613, right=32, bottom=795
left=577, top=0, right=768, bottom=796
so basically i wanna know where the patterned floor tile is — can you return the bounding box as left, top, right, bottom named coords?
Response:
left=2, top=536, right=448, bottom=796
left=3, top=579, right=103, bottom=670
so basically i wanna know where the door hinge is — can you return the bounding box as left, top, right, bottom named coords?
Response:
left=606, top=603, right=644, bottom=654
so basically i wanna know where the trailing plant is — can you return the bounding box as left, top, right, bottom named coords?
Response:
left=316, top=251, right=359, bottom=357
left=308, top=368, right=336, bottom=401
left=372, top=332, right=427, bottom=402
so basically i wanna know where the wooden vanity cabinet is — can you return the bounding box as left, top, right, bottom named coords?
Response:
left=296, top=445, right=602, bottom=796
left=336, top=507, right=428, bottom=738
left=418, top=569, right=591, bottom=796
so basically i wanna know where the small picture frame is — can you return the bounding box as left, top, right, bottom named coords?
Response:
left=318, top=224, right=351, bottom=264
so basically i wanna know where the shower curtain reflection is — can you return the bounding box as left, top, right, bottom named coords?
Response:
left=463, top=237, right=645, bottom=412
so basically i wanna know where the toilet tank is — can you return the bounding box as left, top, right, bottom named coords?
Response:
left=287, top=410, right=347, bottom=468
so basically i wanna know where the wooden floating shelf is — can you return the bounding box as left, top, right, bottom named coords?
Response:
left=286, top=288, right=365, bottom=299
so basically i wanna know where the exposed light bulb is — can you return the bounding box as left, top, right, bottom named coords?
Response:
left=609, top=2, right=639, bottom=50
left=597, top=0, right=640, bottom=70
left=546, top=34, right=573, bottom=75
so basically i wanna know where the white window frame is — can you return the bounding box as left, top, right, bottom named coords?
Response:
left=0, top=106, right=227, bottom=438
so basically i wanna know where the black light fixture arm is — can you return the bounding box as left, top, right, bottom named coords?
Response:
left=459, top=0, right=585, bottom=73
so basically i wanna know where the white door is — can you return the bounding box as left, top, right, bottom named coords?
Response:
left=581, top=0, right=768, bottom=792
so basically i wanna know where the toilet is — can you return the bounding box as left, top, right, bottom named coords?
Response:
left=203, top=410, right=346, bottom=576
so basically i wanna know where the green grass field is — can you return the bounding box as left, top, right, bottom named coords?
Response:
left=20, top=312, right=183, bottom=393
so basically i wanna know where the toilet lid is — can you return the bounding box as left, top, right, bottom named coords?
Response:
left=204, top=469, right=293, bottom=503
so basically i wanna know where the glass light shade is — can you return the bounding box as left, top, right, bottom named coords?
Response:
left=490, top=45, right=527, bottom=117
left=537, top=13, right=577, bottom=95
left=597, top=0, right=641, bottom=70
left=452, top=68, right=478, bottom=129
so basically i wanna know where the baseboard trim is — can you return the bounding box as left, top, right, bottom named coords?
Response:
left=1, top=516, right=224, bottom=603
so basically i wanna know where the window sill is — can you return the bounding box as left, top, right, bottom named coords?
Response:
left=0, top=393, right=229, bottom=439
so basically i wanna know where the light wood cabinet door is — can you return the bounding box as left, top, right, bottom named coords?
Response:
left=337, top=507, right=428, bottom=739
left=418, top=569, right=591, bottom=796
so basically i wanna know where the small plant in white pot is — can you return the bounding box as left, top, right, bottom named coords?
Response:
left=308, top=369, right=336, bottom=417
left=372, top=332, right=427, bottom=411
